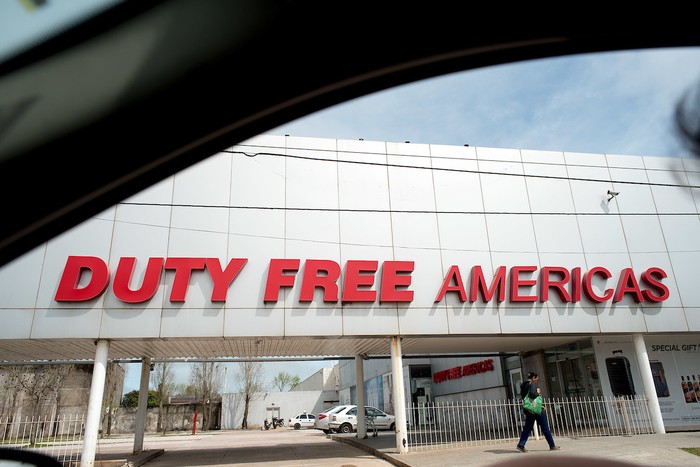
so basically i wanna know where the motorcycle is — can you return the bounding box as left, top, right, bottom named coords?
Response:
left=271, top=416, right=284, bottom=429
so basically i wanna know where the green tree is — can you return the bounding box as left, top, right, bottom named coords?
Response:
left=271, top=371, right=301, bottom=391
left=121, top=389, right=159, bottom=407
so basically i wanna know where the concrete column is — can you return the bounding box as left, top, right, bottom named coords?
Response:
left=355, top=355, right=367, bottom=439
left=633, top=334, right=666, bottom=434
left=80, top=340, right=109, bottom=467
left=133, top=357, right=152, bottom=453
left=390, top=336, right=408, bottom=454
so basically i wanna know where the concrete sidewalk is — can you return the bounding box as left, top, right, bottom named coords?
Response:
left=334, top=431, right=700, bottom=467
left=84, top=429, right=700, bottom=466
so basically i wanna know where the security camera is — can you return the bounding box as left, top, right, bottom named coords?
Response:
left=607, top=190, right=620, bottom=201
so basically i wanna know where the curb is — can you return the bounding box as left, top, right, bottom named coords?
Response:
left=330, top=435, right=411, bottom=467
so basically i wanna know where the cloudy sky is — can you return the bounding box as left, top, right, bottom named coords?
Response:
left=126, top=46, right=700, bottom=395
left=272, top=47, right=700, bottom=159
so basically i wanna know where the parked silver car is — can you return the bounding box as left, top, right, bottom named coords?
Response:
left=328, top=405, right=395, bottom=434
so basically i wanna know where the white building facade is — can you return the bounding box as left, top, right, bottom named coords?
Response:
left=2, top=135, right=700, bottom=454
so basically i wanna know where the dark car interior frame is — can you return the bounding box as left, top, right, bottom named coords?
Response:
left=1, top=0, right=699, bottom=268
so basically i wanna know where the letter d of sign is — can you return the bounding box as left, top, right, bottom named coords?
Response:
left=55, top=256, right=110, bottom=301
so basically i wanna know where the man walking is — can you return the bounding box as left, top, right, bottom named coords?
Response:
left=516, top=372, right=561, bottom=453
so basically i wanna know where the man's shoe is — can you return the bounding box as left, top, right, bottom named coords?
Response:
left=550, top=446, right=561, bottom=451
left=516, top=445, right=528, bottom=453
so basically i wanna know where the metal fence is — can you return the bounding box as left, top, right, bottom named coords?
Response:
left=406, top=396, right=654, bottom=451
left=0, top=414, right=85, bottom=465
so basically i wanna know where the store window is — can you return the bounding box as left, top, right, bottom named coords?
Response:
left=544, top=339, right=602, bottom=398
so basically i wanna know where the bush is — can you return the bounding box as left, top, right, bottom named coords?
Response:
left=121, top=389, right=160, bottom=407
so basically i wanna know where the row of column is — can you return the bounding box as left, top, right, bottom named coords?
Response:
left=80, top=334, right=665, bottom=464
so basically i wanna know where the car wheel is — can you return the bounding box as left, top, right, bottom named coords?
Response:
left=389, top=422, right=395, bottom=431
left=340, top=423, right=353, bottom=434
left=294, top=423, right=301, bottom=430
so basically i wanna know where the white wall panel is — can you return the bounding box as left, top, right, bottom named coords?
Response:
left=499, top=303, right=551, bottom=333
left=578, top=215, right=627, bottom=253
left=486, top=215, right=537, bottom=253
left=433, top=166, right=483, bottom=213
left=437, top=213, right=489, bottom=253
left=685, top=171, right=700, bottom=212
left=532, top=215, right=583, bottom=254
left=548, top=307, right=601, bottom=334
left=37, top=217, right=114, bottom=309
left=476, top=147, right=521, bottom=163
left=565, top=151, right=607, bottom=167
left=338, top=153, right=390, bottom=210
left=0, top=245, right=45, bottom=309
left=31, top=308, right=102, bottom=338
left=606, top=154, right=644, bottom=169
left=0, top=310, right=34, bottom=338
left=643, top=307, right=689, bottom=332
left=224, top=308, right=284, bottom=337
left=286, top=136, right=337, bottom=151
left=286, top=149, right=338, bottom=209
left=480, top=161, right=529, bottom=213
left=597, top=306, right=647, bottom=333
left=568, top=166, right=615, bottom=214
left=526, top=178, right=574, bottom=213
left=228, top=209, right=285, bottom=308
left=285, top=307, right=343, bottom=336
left=648, top=170, right=696, bottom=214
left=340, top=212, right=392, bottom=248
left=685, top=307, right=700, bottom=332
left=337, top=138, right=385, bottom=154
left=621, top=215, right=666, bottom=253
left=160, top=308, right=224, bottom=337
left=388, top=161, right=436, bottom=211
left=430, top=144, right=477, bottom=160
left=658, top=215, right=700, bottom=252
left=386, top=141, right=430, bottom=157
left=230, top=152, right=285, bottom=208
left=392, top=212, right=439, bottom=249
left=398, top=307, right=449, bottom=334
left=521, top=149, right=565, bottom=165
left=643, top=156, right=685, bottom=171
left=669, top=252, right=700, bottom=307
left=173, top=152, right=231, bottom=207
left=99, top=309, right=161, bottom=338
left=342, top=306, right=399, bottom=335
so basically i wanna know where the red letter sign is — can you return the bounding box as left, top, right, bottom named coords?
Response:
left=264, top=259, right=300, bottom=302
left=55, top=256, right=109, bottom=302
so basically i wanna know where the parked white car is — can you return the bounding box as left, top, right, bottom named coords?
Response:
left=314, top=405, right=346, bottom=434
left=328, top=405, right=395, bottom=434
left=288, top=412, right=315, bottom=430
